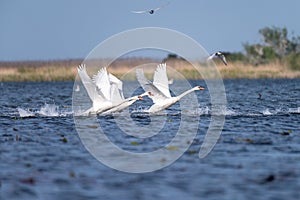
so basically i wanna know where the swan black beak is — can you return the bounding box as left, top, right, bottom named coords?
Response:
left=198, top=86, right=205, bottom=90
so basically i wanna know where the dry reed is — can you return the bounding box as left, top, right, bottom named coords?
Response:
left=0, top=58, right=299, bottom=82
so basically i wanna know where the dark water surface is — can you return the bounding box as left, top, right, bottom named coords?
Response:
left=0, top=79, right=300, bottom=200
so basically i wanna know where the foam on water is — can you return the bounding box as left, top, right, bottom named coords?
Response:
left=261, top=107, right=298, bottom=116
left=196, top=106, right=210, bottom=115
left=17, top=103, right=72, bottom=117
left=262, top=108, right=273, bottom=115
left=209, top=106, right=237, bottom=116
left=193, top=106, right=300, bottom=117
left=16, top=103, right=300, bottom=118
left=289, top=107, right=300, bottom=114
left=220, top=108, right=236, bottom=116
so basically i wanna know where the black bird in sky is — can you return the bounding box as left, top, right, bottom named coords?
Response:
left=131, top=1, right=170, bottom=15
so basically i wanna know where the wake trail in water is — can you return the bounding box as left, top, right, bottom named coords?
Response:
left=192, top=106, right=300, bottom=117
left=13, top=104, right=300, bottom=118
left=17, top=103, right=73, bottom=118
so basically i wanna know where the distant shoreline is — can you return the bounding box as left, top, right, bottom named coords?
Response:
left=1, top=58, right=300, bottom=82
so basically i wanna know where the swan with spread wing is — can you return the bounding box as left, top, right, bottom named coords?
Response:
left=97, top=72, right=152, bottom=115
left=136, top=63, right=205, bottom=113
left=77, top=64, right=112, bottom=115
left=77, top=64, right=149, bottom=115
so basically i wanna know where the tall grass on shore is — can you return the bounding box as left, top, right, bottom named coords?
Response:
left=219, top=61, right=300, bottom=79
left=0, top=58, right=300, bottom=82
left=0, top=60, right=81, bottom=82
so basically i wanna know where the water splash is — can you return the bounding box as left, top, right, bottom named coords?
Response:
left=16, top=104, right=299, bottom=118
left=211, top=106, right=236, bottom=116
left=221, top=108, right=236, bottom=116
left=262, top=108, right=273, bottom=115
left=38, top=103, right=59, bottom=116
left=186, top=106, right=237, bottom=116
left=17, top=108, right=35, bottom=117
left=196, top=106, right=210, bottom=115
left=17, top=103, right=72, bottom=117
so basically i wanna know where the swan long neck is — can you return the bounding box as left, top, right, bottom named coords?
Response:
left=121, top=96, right=139, bottom=107
left=121, top=96, right=136, bottom=104
left=140, top=92, right=149, bottom=97
left=177, top=88, right=196, bottom=100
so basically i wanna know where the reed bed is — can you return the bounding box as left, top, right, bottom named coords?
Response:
left=0, top=58, right=299, bottom=82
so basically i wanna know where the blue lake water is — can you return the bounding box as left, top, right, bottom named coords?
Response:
left=0, top=79, right=300, bottom=200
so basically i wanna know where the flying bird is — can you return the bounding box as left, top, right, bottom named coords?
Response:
left=207, top=51, right=228, bottom=66
left=136, top=63, right=205, bottom=113
left=77, top=64, right=149, bottom=115
left=131, top=1, right=170, bottom=14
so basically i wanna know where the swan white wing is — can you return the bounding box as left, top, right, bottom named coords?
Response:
left=136, top=68, right=168, bottom=103
left=77, top=64, right=105, bottom=102
left=92, top=67, right=111, bottom=100
left=153, top=63, right=171, bottom=98
left=108, top=73, right=124, bottom=100
left=110, top=83, right=123, bottom=105
left=136, top=68, right=149, bottom=91
left=145, top=83, right=170, bottom=104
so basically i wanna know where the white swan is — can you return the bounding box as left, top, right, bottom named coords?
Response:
left=77, top=64, right=113, bottom=115
left=77, top=64, right=149, bottom=115
left=207, top=51, right=228, bottom=65
left=93, top=68, right=152, bottom=114
left=136, top=63, right=205, bottom=113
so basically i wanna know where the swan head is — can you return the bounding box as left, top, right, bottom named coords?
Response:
left=137, top=95, right=143, bottom=100
left=196, top=86, right=205, bottom=90
left=129, top=95, right=143, bottom=101
left=140, top=91, right=154, bottom=97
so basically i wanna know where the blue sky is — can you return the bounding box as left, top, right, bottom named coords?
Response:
left=1, top=0, right=300, bottom=61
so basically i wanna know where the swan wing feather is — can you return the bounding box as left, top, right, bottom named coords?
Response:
left=109, top=73, right=124, bottom=100
left=77, top=64, right=106, bottom=102
left=110, top=83, right=123, bottom=105
left=136, top=68, right=168, bottom=103
left=92, top=67, right=111, bottom=100
left=153, top=63, right=171, bottom=98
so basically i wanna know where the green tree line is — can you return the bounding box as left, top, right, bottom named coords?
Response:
left=227, top=26, right=300, bottom=70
